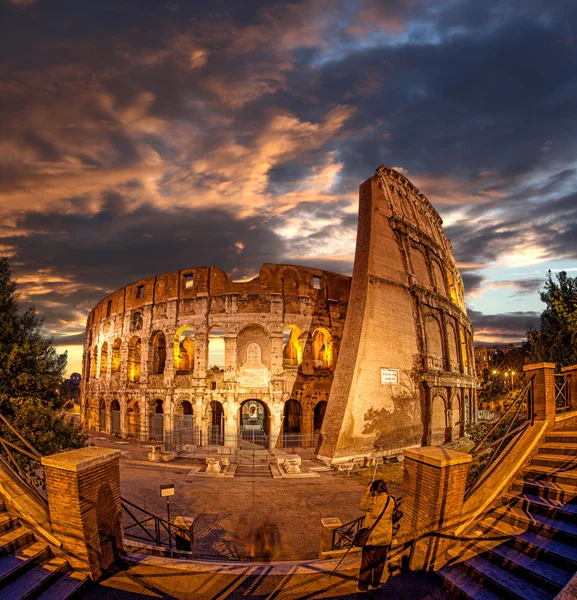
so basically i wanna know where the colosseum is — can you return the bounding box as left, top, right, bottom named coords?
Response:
left=81, top=166, right=476, bottom=462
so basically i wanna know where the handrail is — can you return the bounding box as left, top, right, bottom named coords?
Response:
left=331, top=515, right=365, bottom=550
left=466, top=376, right=535, bottom=497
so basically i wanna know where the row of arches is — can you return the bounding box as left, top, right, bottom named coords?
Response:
left=87, top=323, right=336, bottom=382
left=424, top=313, right=472, bottom=374
left=92, top=397, right=328, bottom=449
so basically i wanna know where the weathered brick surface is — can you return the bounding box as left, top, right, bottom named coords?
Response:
left=44, top=453, right=123, bottom=581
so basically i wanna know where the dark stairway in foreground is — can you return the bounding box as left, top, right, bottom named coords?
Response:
left=0, top=508, right=88, bottom=600
left=439, top=425, right=577, bottom=599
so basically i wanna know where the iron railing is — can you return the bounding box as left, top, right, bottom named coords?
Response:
left=331, top=516, right=365, bottom=550
left=0, top=414, right=46, bottom=502
left=465, top=376, right=535, bottom=497
left=121, top=497, right=192, bottom=553
left=555, top=374, right=571, bottom=414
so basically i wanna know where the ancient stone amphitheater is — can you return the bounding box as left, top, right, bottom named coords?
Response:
left=81, top=166, right=476, bottom=461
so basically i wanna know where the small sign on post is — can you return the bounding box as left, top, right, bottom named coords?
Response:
left=381, top=368, right=399, bottom=384
left=160, top=484, right=175, bottom=497
left=160, top=484, right=175, bottom=550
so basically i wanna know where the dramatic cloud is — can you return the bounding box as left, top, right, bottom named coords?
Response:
left=1, top=0, right=576, bottom=372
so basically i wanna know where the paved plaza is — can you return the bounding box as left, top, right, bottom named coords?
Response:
left=87, top=431, right=402, bottom=561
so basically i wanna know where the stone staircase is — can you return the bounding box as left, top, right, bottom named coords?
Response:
left=439, top=424, right=577, bottom=599
left=0, top=508, right=88, bottom=599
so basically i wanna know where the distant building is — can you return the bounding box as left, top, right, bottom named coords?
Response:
left=474, top=347, right=500, bottom=373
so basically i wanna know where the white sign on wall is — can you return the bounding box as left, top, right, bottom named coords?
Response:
left=380, top=368, right=399, bottom=384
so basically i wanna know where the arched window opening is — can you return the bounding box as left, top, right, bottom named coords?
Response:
left=131, top=311, right=143, bottom=332
left=282, top=325, right=302, bottom=366
left=431, top=396, right=446, bottom=445
left=432, top=261, right=447, bottom=296
left=208, top=400, right=224, bottom=446
left=111, top=339, right=122, bottom=374
left=459, top=329, right=469, bottom=371
left=149, top=399, right=164, bottom=441
left=446, top=270, right=459, bottom=305
left=127, top=337, right=141, bottom=383
left=312, top=328, right=332, bottom=369
left=314, top=401, right=327, bottom=433
left=410, top=246, right=431, bottom=287
left=100, top=342, right=108, bottom=376
left=425, top=316, right=444, bottom=371
left=283, top=399, right=302, bottom=447
left=91, top=346, right=98, bottom=378
left=111, top=399, right=120, bottom=435
left=239, top=399, right=269, bottom=447
left=150, top=331, right=167, bottom=375
left=99, top=399, right=106, bottom=432
left=174, top=327, right=195, bottom=373
left=452, top=394, right=461, bottom=440
left=208, top=327, right=225, bottom=370
left=446, top=322, right=459, bottom=373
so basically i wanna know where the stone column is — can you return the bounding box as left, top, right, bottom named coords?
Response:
left=523, top=362, right=556, bottom=423
left=397, top=447, right=471, bottom=571
left=224, top=333, right=237, bottom=381
left=41, top=448, right=123, bottom=581
left=560, top=364, right=577, bottom=412
left=269, top=332, right=284, bottom=376
left=224, top=398, right=237, bottom=448
left=194, top=332, right=208, bottom=376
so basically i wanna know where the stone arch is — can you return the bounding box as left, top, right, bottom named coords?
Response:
left=207, top=400, right=224, bottom=445
left=281, top=268, right=299, bottom=296
left=237, top=324, right=270, bottom=369
left=111, top=338, right=122, bottom=374
left=207, top=326, right=225, bottom=370
left=96, top=484, right=121, bottom=571
left=149, top=399, right=164, bottom=441
left=98, top=398, right=106, bottom=431
left=431, top=260, right=447, bottom=296
left=239, top=399, right=270, bottom=446
left=149, top=331, right=167, bottom=375
left=100, top=342, right=108, bottom=376
left=425, top=315, right=444, bottom=370
left=431, top=395, right=446, bottom=444
left=452, top=393, right=461, bottom=439
left=446, top=270, right=459, bottom=306
left=126, top=400, right=140, bottom=439
left=410, top=245, right=431, bottom=287
left=313, top=400, right=327, bottom=433
left=131, top=311, right=143, bottom=332
left=91, top=346, right=98, bottom=378
left=111, top=399, right=121, bottom=435
left=282, top=324, right=302, bottom=366
left=174, top=326, right=195, bottom=373
left=283, top=399, right=302, bottom=438
left=446, top=320, right=459, bottom=373
left=127, top=336, right=141, bottom=383
left=312, top=327, right=332, bottom=369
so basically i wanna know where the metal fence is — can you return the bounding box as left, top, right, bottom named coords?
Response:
left=555, top=374, right=571, bottom=414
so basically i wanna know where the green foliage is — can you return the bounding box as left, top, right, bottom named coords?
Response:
left=527, top=270, right=577, bottom=369
left=0, top=258, right=86, bottom=478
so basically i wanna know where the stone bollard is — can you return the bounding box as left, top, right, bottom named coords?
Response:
left=396, top=447, right=471, bottom=571
left=319, top=517, right=342, bottom=556
left=523, top=362, right=556, bottom=423
left=41, top=447, right=123, bottom=581
left=147, top=446, right=162, bottom=462
left=174, top=516, right=194, bottom=554
left=284, top=456, right=301, bottom=474
left=206, top=458, right=221, bottom=473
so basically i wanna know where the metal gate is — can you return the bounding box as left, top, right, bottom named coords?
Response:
left=149, top=414, right=164, bottom=441
left=111, top=410, right=121, bottom=435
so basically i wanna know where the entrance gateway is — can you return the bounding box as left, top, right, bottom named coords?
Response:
left=239, top=399, right=269, bottom=448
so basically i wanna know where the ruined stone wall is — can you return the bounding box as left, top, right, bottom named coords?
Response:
left=317, top=166, right=476, bottom=462
left=80, top=264, right=350, bottom=446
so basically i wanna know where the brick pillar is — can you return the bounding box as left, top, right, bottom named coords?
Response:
left=523, top=362, right=556, bottom=423
left=397, top=447, right=471, bottom=571
left=560, top=364, right=577, bottom=412
left=41, top=448, right=123, bottom=581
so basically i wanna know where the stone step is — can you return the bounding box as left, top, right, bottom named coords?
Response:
left=0, top=541, right=51, bottom=586
left=490, top=504, right=577, bottom=545
left=0, top=527, right=35, bottom=557
left=537, top=442, right=577, bottom=457
left=511, top=478, right=577, bottom=503
left=484, top=543, right=571, bottom=593
left=1, top=556, right=69, bottom=600
left=545, top=428, right=577, bottom=444
left=478, top=515, right=577, bottom=573
left=503, top=491, right=577, bottom=523
left=0, top=514, right=18, bottom=535
left=523, top=464, right=577, bottom=487
left=438, top=564, right=504, bottom=600
left=458, top=554, right=554, bottom=600
left=35, top=571, right=89, bottom=600
left=529, top=454, right=577, bottom=470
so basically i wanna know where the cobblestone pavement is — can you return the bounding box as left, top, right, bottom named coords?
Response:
left=88, top=432, right=401, bottom=561
left=83, top=554, right=449, bottom=600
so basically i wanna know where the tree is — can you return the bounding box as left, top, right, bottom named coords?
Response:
left=0, top=258, right=86, bottom=476
left=527, top=270, right=577, bottom=369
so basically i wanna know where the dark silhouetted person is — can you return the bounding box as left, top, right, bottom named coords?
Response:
left=358, top=479, right=394, bottom=592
